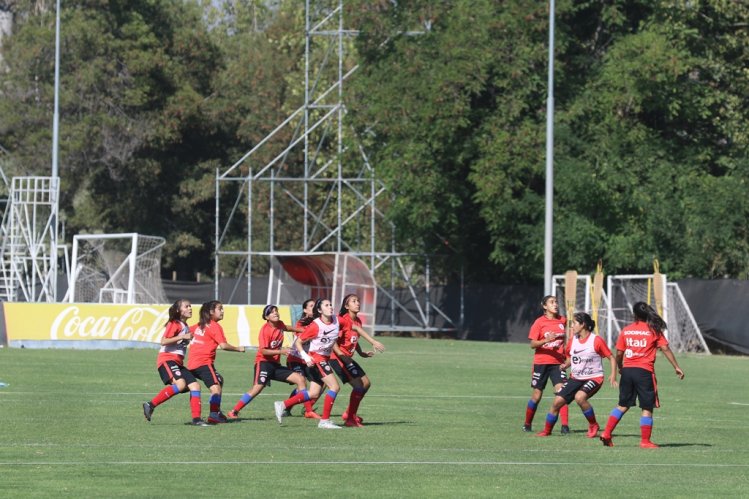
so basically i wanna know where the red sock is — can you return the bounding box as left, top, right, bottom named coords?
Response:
left=190, top=392, right=201, bottom=419
left=151, top=385, right=178, bottom=407
left=525, top=403, right=538, bottom=426
left=603, top=415, right=621, bottom=438
left=347, top=389, right=366, bottom=418
left=641, top=424, right=653, bottom=442
left=322, top=391, right=336, bottom=419
left=284, top=391, right=308, bottom=409
left=559, top=404, right=569, bottom=426
left=303, top=400, right=315, bottom=412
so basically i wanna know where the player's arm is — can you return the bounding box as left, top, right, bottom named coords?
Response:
left=659, top=344, right=685, bottom=379
left=294, top=336, right=314, bottom=366
left=219, top=342, right=246, bottom=353
left=355, top=342, right=374, bottom=358
left=529, top=334, right=558, bottom=349
left=332, top=342, right=346, bottom=359
left=352, top=324, right=385, bottom=353
left=260, top=346, right=290, bottom=356
left=161, top=330, right=192, bottom=346
left=606, top=354, right=619, bottom=387
left=614, top=350, right=624, bottom=371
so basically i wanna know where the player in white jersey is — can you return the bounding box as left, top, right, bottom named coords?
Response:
left=274, top=298, right=344, bottom=429
left=536, top=312, right=618, bottom=438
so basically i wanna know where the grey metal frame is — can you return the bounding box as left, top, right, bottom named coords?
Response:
left=214, top=0, right=460, bottom=332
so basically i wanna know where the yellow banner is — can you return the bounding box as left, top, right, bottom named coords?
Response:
left=3, top=303, right=295, bottom=347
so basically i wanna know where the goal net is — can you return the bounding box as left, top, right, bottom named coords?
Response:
left=553, top=273, right=709, bottom=354
left=68, top=233, right=167, bottom=304
left=552, top=274, right=612, bottom=340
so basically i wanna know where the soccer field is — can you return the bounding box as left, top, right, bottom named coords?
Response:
left=1, top=338, right=748, bottom=498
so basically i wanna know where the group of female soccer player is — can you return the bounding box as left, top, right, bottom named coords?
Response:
left=523, top=295, right=685, bottom=448
left=142, top=294, right=384, bottom=429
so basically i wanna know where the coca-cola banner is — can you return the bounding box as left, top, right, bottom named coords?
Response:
left=1, top=303, right=295, bottom=349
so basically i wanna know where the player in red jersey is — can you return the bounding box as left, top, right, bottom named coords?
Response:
left=536, top=312, right=617, bottom=438
left=187, top=300, right=246, bottom=424
left=523, top=295, right=570, bottom=433
left=600, top=302, right=685, bottom=448
left=282, top=299, right=323, bottom=419
left=142, top=299, right=209, bottom=426
left=226, top=304, right=310, bottom=420
left=331, top=293, right=385, bottom=427
left=275, top=298, right=344, bottom=429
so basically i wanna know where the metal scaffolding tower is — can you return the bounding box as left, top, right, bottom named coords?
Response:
left=0, top=176, right=59, bottom=302
left=215, top=0, right=459, bottom=332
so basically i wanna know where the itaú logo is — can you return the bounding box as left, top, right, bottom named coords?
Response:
left=49, top=306, right=168, bottom=342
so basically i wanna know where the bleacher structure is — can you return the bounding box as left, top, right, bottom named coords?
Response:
left=552, top=272, right=710, bottom=354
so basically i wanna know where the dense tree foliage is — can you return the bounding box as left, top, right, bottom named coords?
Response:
left=348, top=0, right=749, bottom=280
left=1, top=1, right=748, bottom=281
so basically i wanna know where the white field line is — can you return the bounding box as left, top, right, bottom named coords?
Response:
left=1, top=460, right=748, bottom=467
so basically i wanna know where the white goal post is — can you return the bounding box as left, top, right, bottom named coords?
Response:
left=67, top=233, right=167, bottom=304
left=553, top=272, right=709, bottom=354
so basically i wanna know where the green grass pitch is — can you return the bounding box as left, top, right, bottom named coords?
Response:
left=1, top=338, right=748, bottom=497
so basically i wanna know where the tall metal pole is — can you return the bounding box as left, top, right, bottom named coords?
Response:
left=52, top=0, right=61, bottom=179
left=543, top=0, right=555, bottom=295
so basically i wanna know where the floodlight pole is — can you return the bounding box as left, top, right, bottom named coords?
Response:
left=543, top=0, right=555, bottom=295
left=52, top=0, right=61, bottom=179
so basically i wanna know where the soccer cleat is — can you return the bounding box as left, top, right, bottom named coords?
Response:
left=304, top=410, right=322, bottom=419
left=226, top=410, right=239, bottom=420
left=191, top=418, right=210, bottom=427
left=560, top=425, right=570, bottom=435
left=640, top=440, right=659, bottom=449
left=207, top=411, right=227, bottom=424
left=600, top=435, right=614, bottom=447
left=318, top=419, right=342, bottom=429
left=522, top=424, right=532, bottom=432
left=587, top=423, right=600, bottom=438
left=535, top=430, right=551, bottom=437
left=344, top=417, right=363, bottom=428
left=342, top=411, right=363, bottom=424
left=274, top=401, right=286, bottom=424
left=142, top=402, right=153, bottom=422
left=282, top=408, right=292, bottom=417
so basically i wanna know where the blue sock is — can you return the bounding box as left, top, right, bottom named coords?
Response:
left=240, top=393, right=253, bottom=405
left=170, top=384, right=180, bottom=395
left=640, top=416, right=653, bottom=427
left=326, top=390, right=337, bottom=399
left=546, top=413, right=558, bottom=425
left=527, top=400, right=538, bottom=410
left=611, top=407, right=625, bottom=421
left=583, top=407, right=595, bottom=420
left=190, top=390, right=200, bottom=398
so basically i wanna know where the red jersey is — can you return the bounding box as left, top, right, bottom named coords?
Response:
left=187, top=320, right=227, bottom=370
left=332, top=313, right=361, bottom=359
left=616, top=320, right=669, bottom=373
left=156, top=320, right=190, bottom=367
left=256, top=321, right=287, bottom=363
left=528, top=315, right=567, bottom=364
